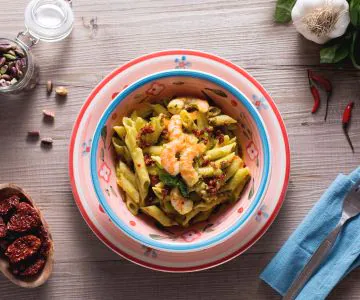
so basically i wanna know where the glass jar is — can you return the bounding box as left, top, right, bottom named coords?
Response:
left=0, top=0, right=73, bottom=95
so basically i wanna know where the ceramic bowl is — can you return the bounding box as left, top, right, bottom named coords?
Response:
left=90, top=69, right=271, bottom=252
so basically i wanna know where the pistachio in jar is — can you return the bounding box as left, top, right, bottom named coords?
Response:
left=0, top=41, right=27, bottom=89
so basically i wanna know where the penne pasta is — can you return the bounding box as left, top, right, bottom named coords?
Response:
left=141, top=206, right=177, bottom=227
left=180, top=110, right=197, bottom=131
left=117, top=174, right=140, bottom=204
left=118, top=161, right=137, bottom=186
left=113, top=126, right=126, bottom=140
left=224, top=156, right=244, bottom=182
left=143, top=145, right=163, bottom=156
left=209, top=115, right=237, bottom=126
left=125, top=194, right=139, bottom=216
left=222, top=167, right=250, bottom=193
left=111, top=97, right=251, bottom=227
left=197, top=166, right=223, bottom=177
left=204, top=143, right=236, bottom=161
left=213, top=152, right=236, bottom=169
left=151, top=104, right=170, bottom=117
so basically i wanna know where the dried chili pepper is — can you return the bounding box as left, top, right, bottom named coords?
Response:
left=307, top=70, right=333, bottom=119
left=310, top=86, right=321, bottom=113
left=307, top=71, right=321, bottom=114
left=342, top=102, right=355, bottom=153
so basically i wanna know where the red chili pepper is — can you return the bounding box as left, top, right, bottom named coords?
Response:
left=308, top=70, right=332, bottom=93
left=342, top=102, right=354, bottom=124
left=342, top=102, right=355, bottom=153
left=310, top=85, right=321, bottom=113
left=308, top=70, right=333, bottom=120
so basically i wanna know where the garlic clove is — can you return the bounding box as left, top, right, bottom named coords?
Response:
left=292, top=0, right=350, bottom=45
left=328, top=2, right=350, bottom=40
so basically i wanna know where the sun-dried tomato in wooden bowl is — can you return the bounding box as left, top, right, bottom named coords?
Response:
left=0, top=184, right=54, bottom=288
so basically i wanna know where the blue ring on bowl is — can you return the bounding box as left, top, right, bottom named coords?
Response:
left=91, top=69, right=271, bottom=252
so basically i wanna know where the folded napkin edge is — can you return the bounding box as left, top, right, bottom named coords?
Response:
left=259, top=273, right=284, bottom=296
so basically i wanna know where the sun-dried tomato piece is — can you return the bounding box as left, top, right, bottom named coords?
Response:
left=144, top=153, right=155, bottom=166
left=215, top=130, right=225, bottom=144
left=0, top=195, right=20, bottom=216
left=5, top=235, right=41, bottom=264
left=7, top=202, right=41, bottom=233
left=161, top=186, right=171, bottom=199
left=160, top=128, right=169, bottom=140
left=150, top=175, right=160, bottom=186
left=137, top=124, right=155, bottom=148
left=0, top=239, right=9, bottom=253
left=11, top=257, right=46, bottom=277
left=0, top=217, right=6, bottom=238
left=37, top=226, right=51, bottom=257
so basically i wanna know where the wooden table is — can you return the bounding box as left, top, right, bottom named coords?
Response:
left=0, top=0, right=359, bottom=299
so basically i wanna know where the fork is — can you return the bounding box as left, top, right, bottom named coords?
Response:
left=284, top=179, right=360, bottom=300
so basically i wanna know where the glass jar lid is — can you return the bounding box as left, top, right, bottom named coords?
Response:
left=24, top=0, right=74, bottom=42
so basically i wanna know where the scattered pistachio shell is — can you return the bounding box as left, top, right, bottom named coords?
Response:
left=46, top=80, right=53, bottom=94
left=27, top=131, right=40, bottom=138
left=0, top=44, right=11, bottom=52
left=1, top=74, right=10, bottom=81
left=55, top=86, right=68, bottom=96
left=10, top=67, right=17, bottom=77
left=3, top=54, right=16, bottom=61
left=10, top=78, right=17, bottom=85
left=41, top=138, right=53, bottom=146
left=14, top=49, right=25, bottom=58
left=0, top=65, right=8, bottom=74
left=0, top=41, right=27, bottom=91
left=42, top=110, right=55, bottom=119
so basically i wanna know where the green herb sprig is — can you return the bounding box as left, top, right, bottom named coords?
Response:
left=159, top=171, right=189, bottom=198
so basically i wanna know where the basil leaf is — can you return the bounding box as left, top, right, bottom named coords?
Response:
left=320, top=43, right=350, bottom=64
left=274, top=0, right=297, bottom=23
left=159, top=172, right=179, bottom=186
left=159, top=172, right=189, bottom=198
left=350, top=31, right=360, bottom=69
left=177, top=180, right=189, bottom=198
left=350, top=0, right=360, bottom=27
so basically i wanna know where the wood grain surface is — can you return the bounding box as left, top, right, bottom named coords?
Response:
left=0, top=0, right=359, bottom=299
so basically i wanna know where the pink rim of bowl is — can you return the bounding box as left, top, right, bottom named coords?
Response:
left=69, top=50, right=290, bottom=272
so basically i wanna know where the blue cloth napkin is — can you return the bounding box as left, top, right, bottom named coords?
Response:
left=260, top=167, right=360, bottom=299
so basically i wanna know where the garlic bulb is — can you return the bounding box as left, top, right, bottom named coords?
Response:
left=291, top=0, right=350, bottom=44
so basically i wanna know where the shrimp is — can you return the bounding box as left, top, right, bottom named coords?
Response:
left=170, top=188, right=193, bottom=215
left=185, top=98, right=209, bottom=113
left=160, top=139, right=186, bottom=176
left=170, top=97, right=210, bottom=113
left=180, top=143, right=206, bottom=187
left=168, top=115, right=183, bottom=140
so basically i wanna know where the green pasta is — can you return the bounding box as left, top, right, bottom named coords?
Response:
left=209, top=115, right=237, bottom=126
left=204, top=143, right=236, bottom=161
left=151, top=104, right=170, bottom=117
left=125, top=194, right=139, bottom=216
left=113, top=97, right=251, bottom=227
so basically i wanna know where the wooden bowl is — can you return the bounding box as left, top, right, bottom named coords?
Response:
left=0, top=184, right=54, bottom=288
